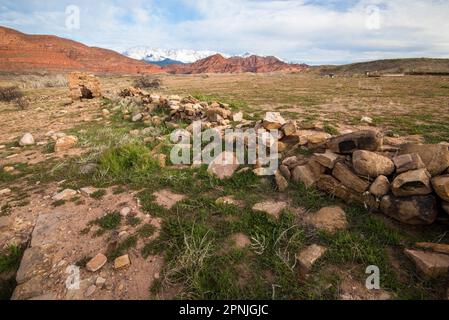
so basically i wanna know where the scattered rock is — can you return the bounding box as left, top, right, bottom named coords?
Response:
left=352, top=150, right=395, bottom=178
left=275, top=170, right=289, bottom=191
left=405, top=249, right=449, bottom=278
left=153, top=189, right=186, bottom=209
left=0, top=188, right=11, bottom=196
left=252, top=201, right=288, bottom=219
left=114, top=254, right=130, bottom=269
left=232, top=112, right=243, bottom=122
left=3, top=166, right=15, bottom=173
left=95, top=276, right=106, bottom=288
left=431, top=175, right=449, bottom=202
left=416, top=242, right=449, bottom=255
left=86, top=253, right=107, bottom=272
left=120, top=207, right=131, bottom=217
left=297, top=244, right=327, bottom=275
left=380, top=194, right=438, bottom=225
left=291, top=165, right=317, bottom=188
left=85, top=285, right=96, bottom=297
left=52, top=189, right=77, bottom=201
left=332, top=162, right=369, bottom=193
left=54, top=135, right=78, bottom=152
left=391, top=169, right=432, bottom=197
left=215, top=196, right=241, bottom=206
left=305, top=206, right=348, bottom=234
left=393, top=153, right=425, bottom=174
left=262, top=112, right=286, bottom=130
left=80, top=187, right=97, bottom=197
left=231, top=233, right=251, bottom=249
left=79, top=163, right=98, bottom=174
left=399, top=144, right=449, bottom=176
left=361, top=116, right=373, bottom=124
left=327, top=130, right=382, bottom=154
left=314, top=150, right=340, bottom=169
left=132, top=113, right=143, bottom=122
left=207, top=151, right=239, bottom=179
left=369, top=175, right=390, bottom=198
left=19, top=133, right=35, bottom=146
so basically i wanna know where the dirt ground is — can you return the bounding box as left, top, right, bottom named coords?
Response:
left=1, top=72, right=448, bottom=300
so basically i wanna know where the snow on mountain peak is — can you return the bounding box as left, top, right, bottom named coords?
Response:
left=123, top=47, right=230, bottom=64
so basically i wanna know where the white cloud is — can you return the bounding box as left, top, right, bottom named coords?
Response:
left=0, top=0, right=448, bottom=64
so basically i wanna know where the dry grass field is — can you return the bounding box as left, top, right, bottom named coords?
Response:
left=0, top=72, right=448, bottom=300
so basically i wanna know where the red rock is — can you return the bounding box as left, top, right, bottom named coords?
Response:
left=164, top=54, right=308, bottom=74
left=0, top=26, right=162, bottom=74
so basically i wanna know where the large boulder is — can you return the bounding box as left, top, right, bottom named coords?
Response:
left=399, top=144, right=449, bottom=176
left=352, top=150, right=395, bottom=178
left=316, top=175, right=378, bottom=208
left=326, top=130, right=382, bottom=154
left=431, top=175, right=449, bottom=202
left=68, top=72, right=101, bottom=100
left=393, top=153, right=425, bottom=174
left=391, top=169, right=432, bottom=197
left=332, top=162, right=369, bottom=193
left=380, top=194, right=438, bottom=225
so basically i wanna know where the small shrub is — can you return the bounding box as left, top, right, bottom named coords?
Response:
left=89, top=211, right=121, bottom=235
left=0, top=86, right=23, bottom=102
left=18, top=74, right=67, bottom=89
left=15, top=97, right=30, bottom=110
left=133, top=76, right=162, bottom=89
left=90, top=189, right=107, bottom=199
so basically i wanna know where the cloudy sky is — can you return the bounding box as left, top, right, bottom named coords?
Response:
left=1, top=0, right=448, bottom=64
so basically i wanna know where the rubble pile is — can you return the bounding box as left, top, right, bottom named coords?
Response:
left=276, top=129, right=449, bottom=226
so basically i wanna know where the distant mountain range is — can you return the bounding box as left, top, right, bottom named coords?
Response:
left=0, top=26, right=162, bottom=74
left=122, top=47, right=226, bottom=66
left=164, top=54, right=308, bottom=74
left=0, top=26, right=306, bottom=74
left=122, top=47, right=291, bottom=66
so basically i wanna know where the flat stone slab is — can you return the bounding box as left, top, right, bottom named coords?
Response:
left=31, top=212, right=77, bottom=247
left=305, top=206, right=348, bottom=234
left=252, top=201, right=288, bottom=219
left=153, top=189, right=186, bottom=209
left=405, top=249, right=449, bottom=278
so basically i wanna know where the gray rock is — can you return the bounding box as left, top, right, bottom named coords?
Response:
left=19, top=133, right=35, bottom=146
left=327, top=130, right=382, bottom=154
left=16, top=247, right=46, bottom=284
left=380, top=194, right=438, bottom=225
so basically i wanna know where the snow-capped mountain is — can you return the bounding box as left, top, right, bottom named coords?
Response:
left=122, top=47, right=230, bottom=65
left=123, top=47, right=293, bottom=66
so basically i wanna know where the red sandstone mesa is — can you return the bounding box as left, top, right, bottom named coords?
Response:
left=0, top=26, right=162, bottom=74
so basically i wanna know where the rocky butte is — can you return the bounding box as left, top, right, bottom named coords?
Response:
left=0, top=26, right=162, bottom=74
